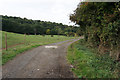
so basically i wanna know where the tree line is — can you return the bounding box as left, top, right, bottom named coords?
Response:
left=2, top=15, right=82, bottom=36
left=70, top=2, right=120, bottom=60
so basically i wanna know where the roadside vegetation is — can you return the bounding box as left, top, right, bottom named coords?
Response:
left=70, top=2, right=120, bottom=60
left=1, top=31, right=76, bottom=65
left=67, top=1, right=120, bottom=78
left=67, top=39, right=120, bottom=78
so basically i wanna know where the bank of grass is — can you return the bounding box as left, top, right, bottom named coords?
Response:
left=67, top=39, right=120, bottom=78
left=1, top=31, right=76, bottom=65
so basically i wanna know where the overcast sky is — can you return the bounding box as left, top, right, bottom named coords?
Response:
left=0, top=0, right=80, bottom=25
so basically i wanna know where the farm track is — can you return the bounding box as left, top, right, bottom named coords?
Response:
left=2, top=38, right=82, bottom=78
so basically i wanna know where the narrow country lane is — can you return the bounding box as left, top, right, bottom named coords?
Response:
left=2, top=38, right=81, bottom=78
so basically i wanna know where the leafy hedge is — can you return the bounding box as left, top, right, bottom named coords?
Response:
left=70, top=2, right=120, bottom=60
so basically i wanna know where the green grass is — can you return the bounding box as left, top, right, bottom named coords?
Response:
left=67, top=39, right=120, bottom=78
left=1, top=31, right=75, bottom=48
left=1, top=31, right=76, bottom=65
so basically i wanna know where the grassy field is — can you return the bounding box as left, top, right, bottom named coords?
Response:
left=67, top=39, right=120, bottom=78
left=1, top=31, right=76, bottom=65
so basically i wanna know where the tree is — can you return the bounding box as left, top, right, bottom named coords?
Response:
left=2, top=15, right=79, bottom=36
left=46, top=29, right=51, bottom=35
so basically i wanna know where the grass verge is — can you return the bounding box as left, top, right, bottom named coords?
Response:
left=67, top=39, right=120, bottom=78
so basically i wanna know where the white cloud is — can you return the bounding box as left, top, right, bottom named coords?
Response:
left=0, top=0, right=80, bottom=25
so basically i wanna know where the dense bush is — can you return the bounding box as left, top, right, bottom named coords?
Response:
left=70, top=2, right=120, bottom=59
